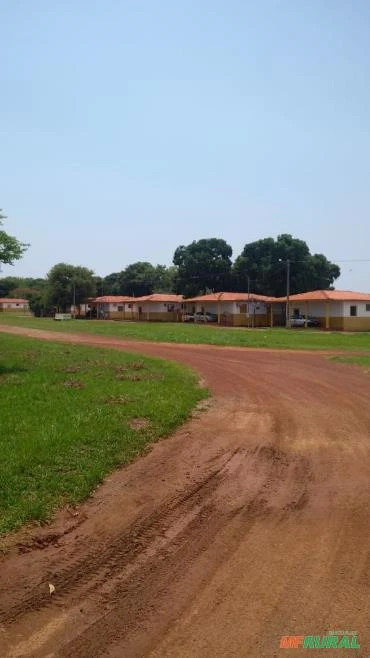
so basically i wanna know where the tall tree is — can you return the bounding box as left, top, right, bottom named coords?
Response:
left=232, top=234, right=340, bottom=296
left=101, top=272, right=122, bottom=296
left=8, top=287, right=40, bottom=299
left=0, top=277, right=46, bottom=298
left=118, top=262, right=157, bottom=297
left=46, top=263, right=96, bottom=312
left=0, top=276, right=24, bottom=297
left=173, top=238, right=233, bottom=297
left=0, top=210, right=29, bottom=266
left=153, top=265, right=176, bottom=293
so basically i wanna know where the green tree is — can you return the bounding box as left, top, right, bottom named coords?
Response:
left=0, top=277, right=46, bottom=298
left=46, top=263, right=96, bottom=312
left=173, top=238, right=233, bottom=297
left=28, top=291, right=53, bottom=317
left=153, top=265, right=176, bottom=293
left=232, top=234, right=340, bottom=296
left=0, top=210, right=29, bottom=265
left=102, top=272, right=122, bottom=295
left=118, top=262, right=157, bottom=296
left=0, top=276, right=23, bottom=297
left=100, top=264, right=175, bottom=297
left=8, top=287, right=40, bottom=299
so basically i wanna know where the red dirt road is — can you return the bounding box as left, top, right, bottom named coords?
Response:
left=1, top=326, right=370, bottom=657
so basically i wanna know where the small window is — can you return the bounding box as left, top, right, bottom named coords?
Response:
left=350, top=305, right=357, bottom=317
left=117, top=305, right=123, bottom=311
left=366, top=304, right=370, bottom=312
left=16, top=303, right=20, bottom=307
left=293, top=308, right=300, bottom=317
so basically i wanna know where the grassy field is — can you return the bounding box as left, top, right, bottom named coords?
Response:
left=0, top=334, right=207, bottom=535
left=1, top=314, right=370, bottom=351
left=330, top=355, right=370, bottom=371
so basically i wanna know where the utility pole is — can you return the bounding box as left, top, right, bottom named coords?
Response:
left=72, top=280, right=76, bottom=319
left=286, top=259, right=290, bottom=328
left=247, top=276, right=250, bottom=328
left=278, top=258, right=291, bottom=328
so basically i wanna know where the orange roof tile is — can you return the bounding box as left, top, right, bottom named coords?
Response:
left=272, top=289, right=370, bottom=303
left=185, top=292, right=272, bottom=303
left=0, top=298, right=28, bottom=303
left=134, top=294, right=183, bottom=303
left=93, top=296, right=135, bottom=303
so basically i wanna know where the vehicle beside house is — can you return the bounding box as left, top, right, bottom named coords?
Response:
left=273, top=290, right=370, bottom=331
left=78, top=288, right=370, bottom=331
left=290, top=314, right=320, bottom=327
left=183, top=292, right=274, bottom=327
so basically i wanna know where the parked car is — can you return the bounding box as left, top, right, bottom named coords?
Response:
left=183, top=313, right=195, bottom=322
left=290, top=315, right=305, bottom=327
left=194, top=311, right=218, bottom=323
left=290, top=315, right=320, bottom=327
left=306, top=316, right=321, bottom=327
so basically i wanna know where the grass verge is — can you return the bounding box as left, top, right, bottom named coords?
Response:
left=329, top=355, right=370, bottom=371
left=1, top=315, right=370, bottom=351
left=0, top=334, right=207, bottom=535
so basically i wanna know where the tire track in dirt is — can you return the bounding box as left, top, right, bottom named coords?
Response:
left=0, top=449, right=238, bottom=625
left=1, top=326, right=370, bottom=658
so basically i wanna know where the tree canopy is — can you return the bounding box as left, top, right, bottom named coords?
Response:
left=46, top=263, right=96, bottom=312
left=232, top=234, right=340, bottom=296
left=0, top=234, right=341, bottom=307
left=173, top=238, right=233, bottom=297
left=97, top=264, right=176, bottom=297
left=0, top=277, right=45, bottom=298
left=118, top=262, right=158, bottom=297
left=0, top=210, right=28, bottom=266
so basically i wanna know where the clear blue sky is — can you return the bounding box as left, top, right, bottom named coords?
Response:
left=1, top=0, right=370, bottom=290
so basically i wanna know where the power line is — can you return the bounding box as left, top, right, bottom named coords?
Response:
left=277, top=258, right=370, bottom=264
left=331, top=259, right=370, bottom=263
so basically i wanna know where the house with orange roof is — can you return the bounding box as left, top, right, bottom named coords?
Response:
left=271, top=290, right=370, bottom=331
left=88, top=295, right=137, bottom=320
left=88, top=293, right=184, bottom=321
left=134, top=294, right=184, bottom=322
left=0, top=298, right=30, bottom=313
left=184, top=292, right=274, bottom=326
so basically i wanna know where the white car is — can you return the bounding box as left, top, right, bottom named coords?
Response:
left=290, top=315, right=320, bottom=327
left=290, top=315, right=305, bottom=327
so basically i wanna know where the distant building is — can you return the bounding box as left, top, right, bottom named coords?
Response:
left=134, top=294, right=183, bottom=322
left=88, top=296, right=137, bottom=320
left=0, top=298, right=29, bottom=313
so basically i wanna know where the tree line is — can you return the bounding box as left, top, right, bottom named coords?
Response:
left=1, top=232, right=340, bottom=314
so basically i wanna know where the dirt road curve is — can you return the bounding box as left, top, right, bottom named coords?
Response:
left=1, top=326, right=370, bottom=658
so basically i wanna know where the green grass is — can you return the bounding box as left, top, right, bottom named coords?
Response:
left=1, top=314, right=370, bottom=351
left=0, top=334, right=207, bottom=535
left=330, top=355, right=370, bottom=371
